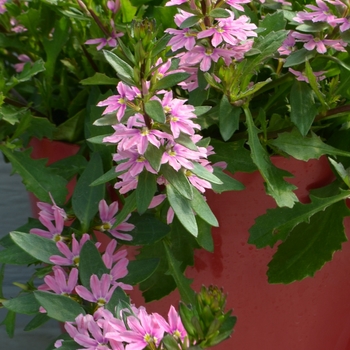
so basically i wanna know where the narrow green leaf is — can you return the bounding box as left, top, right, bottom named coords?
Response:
left=90, top=167, right=118, bottom=186
left=154, top=72, right=191, bottom=90
left=194, top=106, right=212, bottom=116
left=284, top=48, right=315, bottom=68
left=219, top=95, right=240, bottom=141
left=166, top=184, right=198, bottom=237
left=103, top=50, right=135, bottom=84
left=72, top=152, right=105, bottom=231
left=136, top=170, right=157, bottom=215
left=34, top=291, right=85, bottom=322
left=196, top=216, right=214, bottom=252
left=93, top=114, right=118, bottom=126
left=3, top=293, right=40, bottom=315
left=87, top=134, right=111, bottom=144
left=120, top=259, right=159, bottom=285
left=290, top=80, right=319, bottom=136
left=191, top=162, right=223, bottom=185
left=80, top=72, right=119, bottom=86
left=16, top=59, right=46, bottom=83
left=190, top=188, right=218, bottom=227
left=304, top=60, right=326, bottom=108
left=0, top=147, right=68, bottom=206
left=161, top=164, right=193, bottom=200
left=144, top=143, right=163, bottom=172
left=248, top=190, right=350, bottom=248
left=244, top=106, right=298, bottom=208
left=0, top=310, right=16, bottom=338
left=151, top=34, right=171, bottom=58
left=179, top=15, right=200, bottom=29
left=79, top=240, right=109, bottom=289
left=209, top=8, right=230, bottom=18
left=269, top=128, right=350, bottom=161
left=144, top=100, right=166, bottom=123
left=10, top=231, right=60, bottom=264
left=175, top=132, right=198, bottom=151
left=164, top=242, right=196, bottom=305
left=267, top=201, right=349, bottom=283
left=211, top=167, right=245, bottom=193
left=113, top=191, right=137, bottom=228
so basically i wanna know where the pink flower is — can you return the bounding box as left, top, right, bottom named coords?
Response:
left=0, top=0, right=7, bottom=14
left=14, top=54, right=32, bottom=73
left=38, top=266, right=78, bottom=296
left=106, top=308, right=164, bottom=349
left=165, top=0, right=187, bottom=6
left=75, top=274, right=117, bottom=307
left=50, top=233, right=92, bottom=266
left=97, top=82, right=139, bottom=121
left=289, top=68, right=326, bottom=83
left=225, top=0, right=250, bottom=11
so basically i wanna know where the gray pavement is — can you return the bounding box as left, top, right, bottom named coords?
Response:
left=0, top=155, right=61, bottom=350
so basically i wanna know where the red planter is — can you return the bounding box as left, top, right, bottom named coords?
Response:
left=128, top=156, right=350, bottom=350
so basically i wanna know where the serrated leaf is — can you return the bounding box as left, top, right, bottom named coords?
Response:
left=269, top=129, right=350, bottom=161
left=10, top=231, right=61, bottom=264
left=211, top=167, right=245, bottom=193
left=153, top=72, right=191, bottom=90
left=329, top=159, right=350, bottom=187
left=144, top=100, right=166, bottom=123
left=166, top=184, right=198, bottom=237
left=267, top=201, right=349, bottom=284
left=219, top=95, right=240, bottom=141
left=164, top=242, right=195, bottom=305
left=120, top=258, right=159, bottom=285
left=15, top=59, right=46, bottom=83
left=3, top=293, right=40, bottom=315
left=49, top=155, right=87, bottom=180
left=0, top=147, right=68, bottom=205
left=72, top=152, right=105, bottom=231
left=161, top=163, right=193, bottom=200
left=103, top=50, right=135, bottom=85
left=136, top=170, right=157, bottom=214
left=80, top=72, right=119, bottom=85
left=259, top=11, right=286, bottom=35
left=34, top=291, right=85, bottom=322
left=244, top=107, right=298, bottom=207
left=190, top=188, right=218, bottom=227
left=248, top=190, right=350, bottom=248
left=79, top=240, right=109, bottom=289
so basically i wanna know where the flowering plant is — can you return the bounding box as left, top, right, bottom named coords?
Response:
left=1, top=0, right=350, bottom=348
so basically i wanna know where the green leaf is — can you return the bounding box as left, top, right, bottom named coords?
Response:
left=194, top=106, right=212, bottom=116
left=166, top=184, right=198, bottom=237
left=3, top=293, right=40, bottom=315
left=267, top=201, right=349, bottom=283
left=103, top=50, right=135, bottom=85
left=248, top=190, right=350, bottom=248
left=113, top=191, right=137, bottom=228
left=304, top=60, right=326, bottom=108
left=105, top=287, right=130, bottom=314
left=269, top=129, right=350, bottom=161
left=153, top=72, right=191, bottom=90
left=24, top=116, right=56, bottom=141
left=196, top=216, right=214, bottom=252
left=329, top=159, right=350, bottom=187
left=34, top=291, right=85, bottom=322
left=136, top=170, right=157, bottom=215
left=244, top=107, right=298, bottom=207
left=79, top=240, right=109, bottom=289
left=161, top=163, right=193, bottom=200
left=24, top=313, right=50, bottom=331
left=284, top=48, right=315, bottom=68
left=190, top=188, right=218, bottom=227
left=144, top=143, right=163, bottom=172
left=290, top=80, right=319, bottom=136
left=87, top=134, right=111, bottom=144
left=0, top=147, right=68, bottom=206
left=219, top=95, right=240, bottom=141
left=209, top=139, right=257, bottom=174
left=164, top=242, right=196, bottom=305
left=151, top=34, right=172, bottom=58
left=10, top=231, right=61, bottom=264
left=190, top=162, right=223, bottom=185
left=209, top=8, right=230, bottom=18
left=120, top=258, right=159, bottom=285
left=90, top=167, right=118, bottom=186
left=0, top=310, right=16, bottom=338
left=15, top=59, right=46, bottom=84
left=174, top=132, right=199, bottom=151
left=53, top=109, right=85, bottom=142
left=72, top=152, right=105, bottom=231
left=127, top=213, right=170, bottom=245
left=179, top=15, right=201, bottom=29
left=259, top=11, right=286, bottom=35
left=80, top=73, right=119, bottom=86
left=49, top=155, right=87, bottom=181
left=144, top=100, right=166, bottom=123
left=211, top=167, right=245, bottom=193
left=0, top=244, right=38, bottom=265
